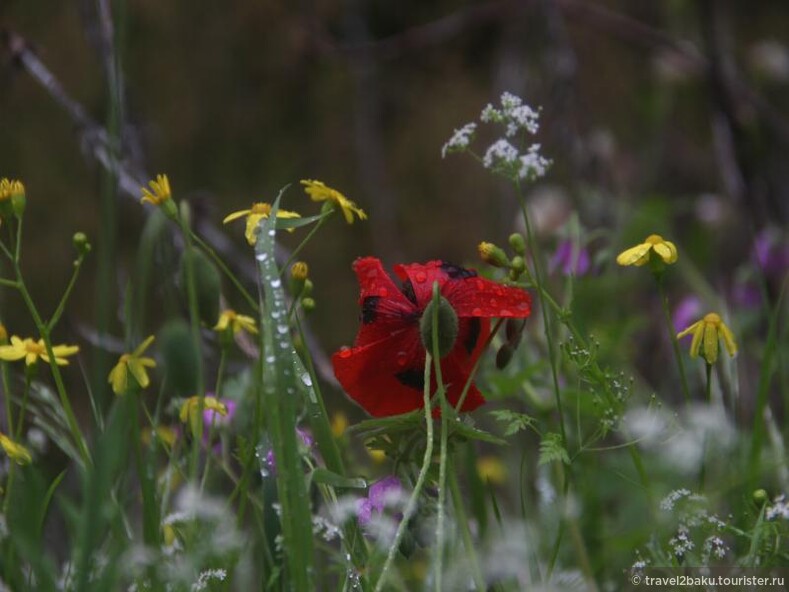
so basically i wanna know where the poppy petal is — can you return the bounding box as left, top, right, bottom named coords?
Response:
left=442, top=275, right=531, bottom=319
left=352, top=257, right=418, bottom=347
left=333, top=332, right=427, bottom=417
left=394, top=260, right=456, bottom=307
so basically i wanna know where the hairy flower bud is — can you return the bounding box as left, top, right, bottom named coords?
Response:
left=419, top=294, right=459, bottom=358
left=478, top=241, right=509, bottom=268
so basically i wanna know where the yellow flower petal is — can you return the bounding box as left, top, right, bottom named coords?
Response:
left=222, top=209, right=252, bottom=224
left=719, top=322, right=737, bottom=357
left=703, top=320, right=719, bottom=364
left=128, top=359, right=151, bottom=389
left=108, top=360, right=129, bottom=395
left=652, top=242, right=674, bottom=263
left=616, top=243, right=652, bottom=266
left=133, top=335, right=156, bottom=357
left=0, top=433, right=32, bottom=465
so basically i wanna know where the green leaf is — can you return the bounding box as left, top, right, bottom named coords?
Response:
left=309, top=468, right=367, bottom=489
left=490, top=409, right=538, bottom=437
left=275, top=211, right=330, bottom=230
left=256, top=189, right=315, bottom=592
left=538, top=432, right=570, bottom=466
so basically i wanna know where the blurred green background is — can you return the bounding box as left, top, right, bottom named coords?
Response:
left=1, top=0, right=787, bottom=418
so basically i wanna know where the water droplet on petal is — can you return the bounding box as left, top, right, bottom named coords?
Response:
left=396, top=351, right=408, bottom=367
left=476, top=279, right=485, bottom=290
left=378, top=287, right=388, bottom=297
left=415, top=271, right=427, bottom=283
left=489, top=298, right=498, bottom=307
left=472, top=307, right=482, bottom=316
left=500, top=309, right=512, bottom=316
left=339, top=346, right=352, bottom=358
left=517, top=301, right=529, bottom=310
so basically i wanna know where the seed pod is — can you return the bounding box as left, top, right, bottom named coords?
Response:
left=158, top=319, right=199, bottom=396
left=508, top=233, right=526, bottom=255
left=419, top=295, right=459, bottom=358
left=505, top=318, right=526, bottom=346
left=496, top=343, right=514, bottom=369
left=180, top=248, right=221, bottom=326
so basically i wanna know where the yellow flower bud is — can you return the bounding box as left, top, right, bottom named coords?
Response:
left=478, top=241, right=509, bottom=268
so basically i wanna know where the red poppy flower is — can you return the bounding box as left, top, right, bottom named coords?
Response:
left=332, top=257, right=532, bottom=417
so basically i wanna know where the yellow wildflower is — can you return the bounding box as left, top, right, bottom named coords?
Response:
left=108, top=335, right=157, bottom=395
left=140, top=174, right=172, bottom=206
left=223, top=202, right=301, bottom=245
left=179, top=396, right=227, bottom=437
left=0, top=432, right=32, bottom=465
left=616, top=234, right=678, bottom=267
left=0, top=336, right=79, bottom=366
left=300, top=179, right=367, bottom=224
left=476, top=455, right=507, bottom=485
left=142, top=425, right=179, bottom=449
left=214, top=309, right=258, bottom=335
left=367, top=446, right=386, bottom=464
left=478, top=241, right=509, bottom=267
left=290, top=261, right=309, bottom=282
left=330, top=411, right=348, bottom=439
left=677, top=312, right=737, bottom=365
left=0, top=178, right=25, bottom=201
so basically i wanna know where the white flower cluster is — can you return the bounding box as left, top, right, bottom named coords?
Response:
left=441, top=123, right=477, bottom=158
left=191, top=569, right=227, bottom=591
left=766, top=494, right=789, bottom=520
left=702, top=535, right=728, bottom=561
left=669, top=526, right=694, bottom=558
left=441, top=91, right=551, bottom=182
left=482, top=91, right=540, bottom=137
left=660, top=488, right=691, bottom=511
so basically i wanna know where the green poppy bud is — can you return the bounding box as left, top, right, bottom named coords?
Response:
left=753, top=489, right=768, bottom=505
left=301, top=297, right=316, bottom=313
left=419, top=294, right=459, bottom=358
left=180, top=248, right=221, bottom=327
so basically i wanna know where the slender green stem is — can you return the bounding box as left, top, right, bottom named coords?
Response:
left=0, top=278, right=18, bottom=288
left=430, top=283, right=449, bottom=590
left=657, top=275, right=691, bottom=403
left=214, top=346, right=227, bottom=398
left=178, top=216, right=205, bottom=480
left=14, top=271, right=90, bottom=464
left=448, top=462, right=486, bottom=590
left=1, top=360, right=14, bottom=435
left=705, top=363, right=713, bottom=403
left=375, top=354, right=434, bottom=592
left=516, top=189, right=567, bottom=446
left=47, top=256, right=86, bottom=332
left=281, top=215, right=329, bottom=274
left=13, top=371, right=32, bottom=441
left=14, top=216, right=23, bottom=265
left=191, top=233, right=258, bottom=312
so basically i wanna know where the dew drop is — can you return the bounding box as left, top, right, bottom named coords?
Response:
left=256, top=253, right=268, bottom=262
left=396, top=351, right=408, bottom=367
left=366, top=269, right=378, bottom=279
left=472, top=307, right=482, bottom=316
left=301, top=373, right=313, bottom=387
left=268, top=229, right=276, bottom=237
left=271, top=279, right=282, bottom=289
left=500, top=309, right=512, bottom=316
left=476, top=279, right=485, bottom=290
left=415, top=271, right=427, bottom=283
left=489, top=298, right=498, bottom=307
left=277, top=324, right=289, bottom=335
left=265, top=355, right=276, bottom=364
left=378, top=287, right=388, bottom=297
left=339, top=346, right=352, bottom=358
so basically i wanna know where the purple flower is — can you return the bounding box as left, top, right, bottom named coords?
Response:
left=203, top=399, right=237, bottom=431
left=550, top=240, right=590, bottom=276
left=673, top=295, right=703, bottom=336
left=754, top=229, right=789, bottom=277
left=731, top=283, right=761, bottom=309
left=357, top=476, right=404, bottom=527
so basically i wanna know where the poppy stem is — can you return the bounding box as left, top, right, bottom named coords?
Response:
left=375, top=353, right=435, bottom=592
